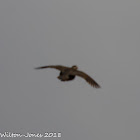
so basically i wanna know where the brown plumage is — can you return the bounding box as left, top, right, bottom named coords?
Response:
left=35, top=65, right=100, bottom=88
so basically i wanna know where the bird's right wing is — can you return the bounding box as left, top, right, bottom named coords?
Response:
left=71, top=70, right=101, bottom=88
left=35, top=65, right=69, bottom=72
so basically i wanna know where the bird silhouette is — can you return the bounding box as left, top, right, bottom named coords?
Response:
left=35, top=65, right=100, bottom=88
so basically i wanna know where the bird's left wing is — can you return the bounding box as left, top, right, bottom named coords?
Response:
left=35, top=65, right=69, bottom=72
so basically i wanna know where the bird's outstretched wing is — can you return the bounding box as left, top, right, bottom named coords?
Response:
left=35, top=65, right=69, bottom=72
left=71, top=70, right=100, bottom=88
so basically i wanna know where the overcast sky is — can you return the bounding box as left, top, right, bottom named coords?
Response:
left=0, top=0, right=140, bottom=140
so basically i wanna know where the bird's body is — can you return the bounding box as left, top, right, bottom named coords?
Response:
left=35, top=65, right=100, bottom=88
left=58, top=67, right=76, bottom=81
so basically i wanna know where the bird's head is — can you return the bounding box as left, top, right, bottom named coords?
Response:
left=72, top=65, right=78, bottom=70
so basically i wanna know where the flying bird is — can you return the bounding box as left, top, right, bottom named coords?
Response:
left=35, top=65, right=100, bottom=88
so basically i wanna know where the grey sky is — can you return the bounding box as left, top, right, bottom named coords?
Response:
left=0, top=0, right=140, bottom=140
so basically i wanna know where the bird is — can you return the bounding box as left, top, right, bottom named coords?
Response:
left=35, top=65, right=100, bottom=88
